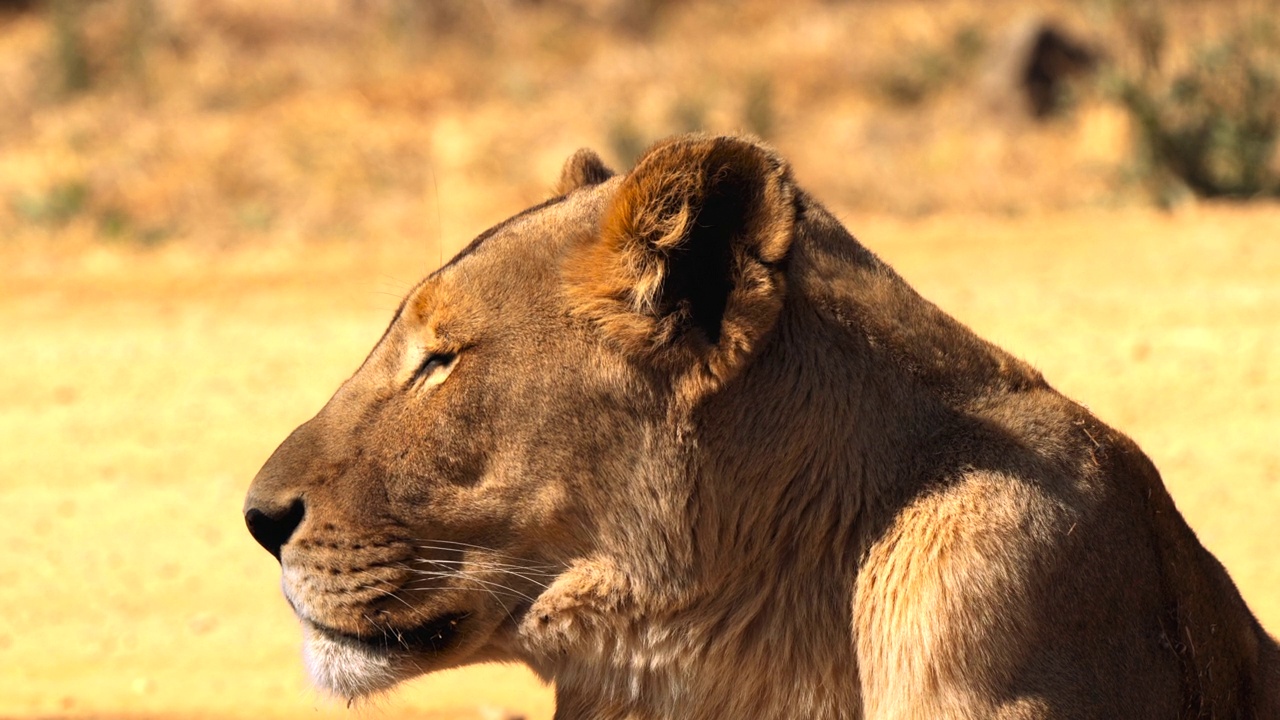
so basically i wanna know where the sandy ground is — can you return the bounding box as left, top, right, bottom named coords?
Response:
left=2, top=204, right=1278, bottom=718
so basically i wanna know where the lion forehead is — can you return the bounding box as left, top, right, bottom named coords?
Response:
left=431, top=178, right=620, bottom=286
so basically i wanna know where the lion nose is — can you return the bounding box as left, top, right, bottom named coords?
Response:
left=244, top=497, right=306, bottom=561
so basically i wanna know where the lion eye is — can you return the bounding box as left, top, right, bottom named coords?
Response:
left=412, top=352, right=456, bottom=385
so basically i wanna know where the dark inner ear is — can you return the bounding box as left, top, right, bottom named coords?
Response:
left=657, top=166, right=754, bottom=345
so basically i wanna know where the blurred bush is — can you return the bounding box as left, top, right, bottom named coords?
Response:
left=50, top=0, right=90, bottom=94
left=743, top=75, right=775, bottom=138
left=875, top=24, right=986, bottom=107
left=11, top=179, right=88, bottom=226
left=1111, top=6, right=1280, bottom=202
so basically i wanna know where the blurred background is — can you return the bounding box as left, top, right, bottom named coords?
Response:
left=0, top=0, right=1277, bottom=718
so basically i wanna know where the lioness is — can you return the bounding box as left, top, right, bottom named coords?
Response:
left=245, top=134, right=1279, bottom=718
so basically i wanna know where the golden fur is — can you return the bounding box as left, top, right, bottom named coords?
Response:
left=245, top=134, right=1280, bottom=719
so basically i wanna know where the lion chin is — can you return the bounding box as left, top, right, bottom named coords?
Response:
left=300, top=623, right=406, bottom=700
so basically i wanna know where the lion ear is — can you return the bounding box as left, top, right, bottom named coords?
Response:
left=568, top=134, right=796, bottom=383
left=556, top=148, right=616, bottom=195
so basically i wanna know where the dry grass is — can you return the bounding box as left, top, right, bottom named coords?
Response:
left=1, top=1, right=1278, bottom=718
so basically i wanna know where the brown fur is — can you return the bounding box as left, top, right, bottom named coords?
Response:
left=245, top=134, right=1280, bottom=719
left=556, top=147, right=616, bottom=196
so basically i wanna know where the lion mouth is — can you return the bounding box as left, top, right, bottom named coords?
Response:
left=308, top=612, right=469, bottom=655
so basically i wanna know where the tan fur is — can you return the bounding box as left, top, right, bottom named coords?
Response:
left=246, top=135, right=1280, bottom=719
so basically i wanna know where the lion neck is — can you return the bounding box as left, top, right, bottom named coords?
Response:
left=517, top=333, right=924, bottom=719
left=520, top=548, right=863, bottom=720
left=520, top=225, right=962, bottom=718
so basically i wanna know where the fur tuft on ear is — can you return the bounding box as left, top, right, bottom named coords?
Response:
left=567, top=134, right=795, bottom=388
left=556, top=148, right=617, bottom=195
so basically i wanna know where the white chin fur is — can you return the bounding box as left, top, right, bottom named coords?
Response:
left=302, top=625, right=403, bottom=700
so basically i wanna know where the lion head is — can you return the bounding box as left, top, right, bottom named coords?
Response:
left=244, top=134, right=808, bottom=702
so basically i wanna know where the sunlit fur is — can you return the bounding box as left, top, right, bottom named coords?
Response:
left=247, top=134, right=1280, bottom=719
left=301, top=624, right=401, bottom=698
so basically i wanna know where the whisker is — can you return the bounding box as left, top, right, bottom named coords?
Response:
left=356, top=583, right=421, bottom=614
left=387, top=562, right=539, bottom=606
left=403, top=570, right=540, bottom=604
left=420, top=569, right=549, bottom=592
left=414, top=540, right=553, bottom=566
left=359, top=586, right=464, bottom=641
left=400, top=572, right=523, bottom=626
left=411, top=555, right=557, bottom=574
left=376, top=274, right=412, bottom=293
left=410, top=557, right=555, bottom=587
left=409, top=555, right=542, bottom=574
left=412, top=558, right=557, bottom=581
left=354, top=582, right=397, bottom=600
left=363, top=612, right=393, bottom=638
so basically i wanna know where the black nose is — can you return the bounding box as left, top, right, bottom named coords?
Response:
left=244, top=498, right=305, bottom=561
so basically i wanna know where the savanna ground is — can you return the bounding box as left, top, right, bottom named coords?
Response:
left=1, top=1, right=1278, bottom=718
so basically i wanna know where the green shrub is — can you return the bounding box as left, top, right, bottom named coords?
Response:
left=12, top=180, right=88, bottom=226
left=1113, top=20, right=1280, bottom=201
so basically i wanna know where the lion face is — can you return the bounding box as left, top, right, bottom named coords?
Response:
left=244, top=136, right=796, bottom=699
